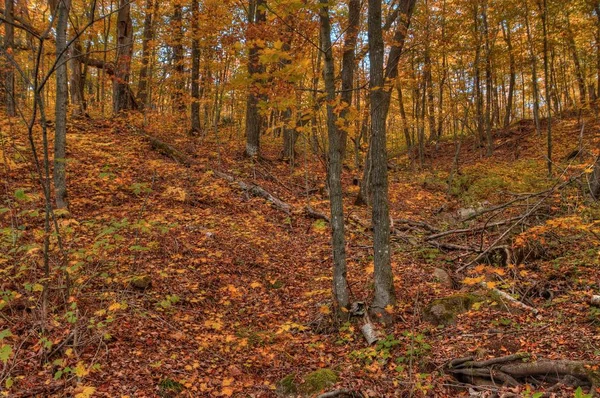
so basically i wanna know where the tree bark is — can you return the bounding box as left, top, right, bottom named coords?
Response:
left=566, top=14, right=586, bottom=105
left=137, top=0, right=155, bottom=109
left=502, top=20, right=515, bottom=128
left=320, top=0, right=350, bottom=314
left=524, top=1, right=541, bottom=135
left=539, top=0, right=552, bottom=175
left=190, top=0, right=201, bottom=133
left=339, top=0, right=360, bottom=158
left=53, top=0, right=71, bottom=209
left=366, top=0, right=416, bottom=318
left=171, top=3, right=185, bottom=113
left=4, top=0, right=15, bottom=116
left=113, top=0, right=135, bottom=114
left=244, top=0, right=266, bottom=157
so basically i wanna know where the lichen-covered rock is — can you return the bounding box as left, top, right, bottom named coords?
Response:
left=300, top=369, right=338, bottom=394
left=130, top=275, right=152, bottom=290
left=423, top=294, right=482, bottom=325
left=432, top=267, right=454, bottom=288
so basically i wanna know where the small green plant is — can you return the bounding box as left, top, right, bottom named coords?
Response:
left=396, top=332, right=431, bottom=368
left=158, top=295, right=180, bottom=309
left=349, top=334, right=400, bottom=365
left=158, top=378, right=184, bottom=397
left=574, top=386, right=592, bottom=398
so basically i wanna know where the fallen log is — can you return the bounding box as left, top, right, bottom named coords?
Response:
left=145, top=134, right=191, bottom=166
left=446, top=354, right=599, bottom=393
left=214, top=171, right=292, bottom=214
left=305, top=205, right=329, bottom=222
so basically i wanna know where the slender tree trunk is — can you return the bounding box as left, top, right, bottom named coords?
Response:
left=137, top=0, right=154, bottom=109
left=397, top=84, right=411, bottom=148
left=171, top=3, right=185, bottom=113
left=596, top=3, right=600, bottom=101
left=566, top=15, right=586, bottom=105
left=320, top=0, right=349, bottom=314
left=524, top=1, right=541, bottom=135
left=69, top=37, right=85, bottom=117
left=54, top=0, right=72, bottom=209
left=502, top=20, right=516, bottom=128
left=539, top=0, right=552, bottom=175
left=190, top=0, right=201, bottom=133
left=4, top=0, right=15, bottom=116
left=357, top=0, right=415, bottom=205
left=436, top=0, right=447, bottom=139
left=244, top=0, right=266, bottom=157
left=424, top=0, right=436, bottom=142
left=366, top=0, right=416, bottom=317
left=339, top=0, right=360, bottom=158
left=473, top=3, right=485, bottom=145
left=113, top=0, right=135, bottom=113
left=482, top=0, right=493, bottom=155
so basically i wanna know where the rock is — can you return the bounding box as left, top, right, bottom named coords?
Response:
left=432, top=267, right=454, bottom=288
left=423, top=294, right=482, bottom=325
left=300, top=369, right=338, bottom=395
left=130, top=275, right=152, bottom=290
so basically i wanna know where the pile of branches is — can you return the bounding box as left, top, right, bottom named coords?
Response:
left=446, top=354, right=599, bottom=395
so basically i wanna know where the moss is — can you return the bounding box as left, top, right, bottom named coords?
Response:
left=131, top=275, right=152, bottom=289
left=277, top=373, right=298, bottom=395
left=423, top=293, right=482, bottom=325
left=300, top=369, right=338, bottom=394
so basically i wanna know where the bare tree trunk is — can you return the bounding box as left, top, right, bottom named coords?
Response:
left=113, top=0, right=135, bottom=113
left=171, top=3, right=185, bottom=113
left=502, top=20, right=516, bottom=128
left=53, top=0, right=71, bottom=209
left=566, top=14, right=586, bottom=105
left=524, top=1, right=540, bottom=135
left=397, top=84, right=411, bottom=148
left=339, top=0, right=360, bottom=158
left=137, top=0, right=155, bottom=109
left=320, top=0, right=349, bottom=314
left=539, top=0, right=552, bottom=175
left=4, top=0, right=15, bottom=116
left=366, top=0, right=416, bottom=318
left=473, top=2, right=485, bottom=145
left=357, top=0, right=415, bottom=205
left=69, top=37, right=85, bottom=117
left=482, top=1, right=493, bottom=155
left=190, top=0, right=201, bottom=133
left=424, top=0, right=436, bottom=142
left=244, top=0, right=266, bottom=157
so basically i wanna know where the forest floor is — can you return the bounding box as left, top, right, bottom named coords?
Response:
left=1, top=111, right=600, bottom=397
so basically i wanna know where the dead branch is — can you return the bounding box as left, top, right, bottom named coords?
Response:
left=144, top=134, right=191, bottom=166
left=425, top=216, right=523, bottom=241
left=214, top=171, right=292, bottom=214
left=305, top=205, right=329, bottom=222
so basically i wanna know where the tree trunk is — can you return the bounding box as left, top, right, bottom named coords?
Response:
left=482, top=0, right=493, bottom=155
left=524, top=1, right=541, bottom=135
left=171, top=3, right=185, bottom=113
left=54, top=0, right=71, bottom=209
left=566, top=14, right=586, bottom=105
left=190, top=0, right=201, bottom=133
left=4, top=0, right=15, bottom=116
left=244, top=0, right=266, bottom=157
left=502, top=20, right=515, bottom=128
left=473, top=3, right=485, bottom=145
left=320, top=0, right=349, bottom=314
left=539, top=0, right=552, bottom=175
left=339, top=0, right=360, bottom=159
left=137, top=0, right=155, bottom=109
left=69, top=37, right=85, bottom=117
left=356, top=0, right=415, bottom=205
left=113, top=0, right=135, bottom=114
